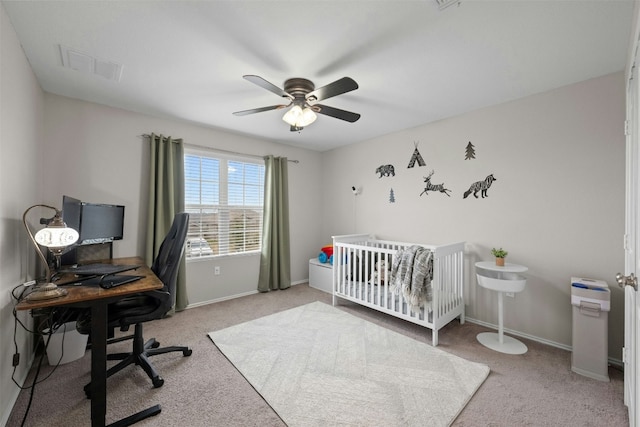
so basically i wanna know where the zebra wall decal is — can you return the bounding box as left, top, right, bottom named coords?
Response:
left=420, top=170, right=451, bottom=197
left=463, top=174, right=497, bottom=199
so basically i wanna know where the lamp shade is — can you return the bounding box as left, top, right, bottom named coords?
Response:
left=23, top=204, right=79, bottom=301
left=282, top=105, right=303, bottom=126
left=34, top=227, right=79, bottom=250
left=283, top=105, right=317, bottom=128
left=300, top=107, right=317, bottom=126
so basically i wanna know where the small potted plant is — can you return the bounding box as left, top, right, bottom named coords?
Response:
left=491, top=247, right=508, bottom=266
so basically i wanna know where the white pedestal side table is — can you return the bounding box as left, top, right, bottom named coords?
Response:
left=475, top=261, right=528, bottom=355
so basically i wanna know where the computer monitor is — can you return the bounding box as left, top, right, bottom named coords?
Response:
left=62, top=195, right=82, bottom=234
left=60, top=196, right=125, bottom=266
left=78, top=203, right=125, bottom=245
left=60, top=195, right=81, bottom=266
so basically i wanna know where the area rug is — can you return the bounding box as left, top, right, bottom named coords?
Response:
left=208, top=301, right=489, bottom=427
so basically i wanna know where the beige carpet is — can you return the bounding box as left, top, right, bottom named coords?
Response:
left=208, top=301, right=489, bottom=427
left=6, top=284, right=628, bottom=426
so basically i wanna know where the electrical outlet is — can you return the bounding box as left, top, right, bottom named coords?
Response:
left=12, top=353, right=20, bottom=366
left=506, top=292, right=515, bottom=298
left=214, top=266, right=220, bottom=275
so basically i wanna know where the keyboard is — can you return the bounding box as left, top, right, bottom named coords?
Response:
left=80, top=274, right=145, bottom=289
left=59, top=263, right=140, bottom=276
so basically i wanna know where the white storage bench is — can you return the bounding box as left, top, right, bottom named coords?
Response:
left=309, top=258, right=332, bottom=293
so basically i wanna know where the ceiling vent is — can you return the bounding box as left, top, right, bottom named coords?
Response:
left=59, top=45, right=123, bottom=82
left=434, top=0, right=460, bottom=11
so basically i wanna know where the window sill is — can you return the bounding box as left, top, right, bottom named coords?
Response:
left=186, top=251, right=260, bottom=263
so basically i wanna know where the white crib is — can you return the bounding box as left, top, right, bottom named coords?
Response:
left=332, top=234, right=465, bottom=346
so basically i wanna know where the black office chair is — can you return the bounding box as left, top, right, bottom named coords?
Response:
left=80, top=212, right=192, bottom=395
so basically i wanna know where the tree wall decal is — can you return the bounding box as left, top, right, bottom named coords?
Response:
left=465, top=141, right=476, bottom=160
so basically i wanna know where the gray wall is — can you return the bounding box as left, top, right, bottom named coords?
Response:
left=40, top=94, right=325, bottom=304
left=322, top=72, right=626, bottom=357
left=1, top=5, right=44, bottom=423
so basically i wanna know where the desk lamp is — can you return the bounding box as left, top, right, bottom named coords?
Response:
left=23, top=204, right=79, bottom=301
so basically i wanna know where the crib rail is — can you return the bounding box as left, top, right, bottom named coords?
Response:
left=332, top=234, right=465, bottom=346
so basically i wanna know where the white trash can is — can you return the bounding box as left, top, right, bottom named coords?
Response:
left=45, top=321, right=88, bottom=365
left=570, top=277, right=610, bottom=381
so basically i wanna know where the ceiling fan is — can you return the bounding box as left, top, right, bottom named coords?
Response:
left=233, top=75, right=360, bottom=131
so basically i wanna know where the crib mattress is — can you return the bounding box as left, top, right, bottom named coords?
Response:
left=336, top=281, right=433, bottom=322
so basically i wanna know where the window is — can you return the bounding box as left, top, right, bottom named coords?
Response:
left=184, top=149, right=265, bottom=259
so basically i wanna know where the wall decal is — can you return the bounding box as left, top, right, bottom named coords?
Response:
left=465, top=141, right=476, bottom=160
left=420, top=170, right=451, bottom=197
left=463, top=174, right=497, bottom=199
left=407, top=142, right=426, bottom=168
left=389, top=188, right=396, bottom=203
left=376, top=164, right=395, bottom=177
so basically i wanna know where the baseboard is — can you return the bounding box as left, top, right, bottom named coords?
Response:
left=1, top=384, right=21, bottom=427
left=2, top=353, right=35, bottom=427
left=465, top=317, right=623, bottom=369
left=186, top=290, right=259, bottom=309
left=185, top=280, right=307, bottom=310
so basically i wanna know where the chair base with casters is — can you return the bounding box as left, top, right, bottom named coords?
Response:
left=110, top=404, right=162, bottom=427
left=83, top=322, right=192, bottom=398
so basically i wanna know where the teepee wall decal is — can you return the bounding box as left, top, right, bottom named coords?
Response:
left=407, top=142, right=426, bottom=168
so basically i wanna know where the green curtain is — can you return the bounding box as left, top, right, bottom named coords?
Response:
left=258, top=155, right=291, bottom=292
left=145, top=133, right=188, bottom=311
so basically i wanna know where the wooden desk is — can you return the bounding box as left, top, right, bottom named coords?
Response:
left=16, top=257, right=163, bottom=427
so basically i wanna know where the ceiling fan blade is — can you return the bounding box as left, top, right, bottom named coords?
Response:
left=314, top=104, right=361, bottom=123
left=306, top=77, right=358, bottom=103
left=233, top=104, right=289, bottom=116
left=243, top=75, right=293, bottom=100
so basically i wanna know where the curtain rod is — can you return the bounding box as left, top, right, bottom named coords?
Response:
left=140, top=134, right=299, bottom=163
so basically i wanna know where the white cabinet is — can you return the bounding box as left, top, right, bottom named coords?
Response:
left=309, top=258, right=332, bottom=293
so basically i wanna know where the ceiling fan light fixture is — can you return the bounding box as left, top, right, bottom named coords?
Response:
left=300, top=107, right=317, bottom=126
left=282, top=105, right=317, bottom=127
left=282, top=105, right=302, bottom=126
left=237, top=75, right=359, bottom=127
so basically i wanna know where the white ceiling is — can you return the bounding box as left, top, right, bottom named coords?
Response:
left=2, top=0, right=634, bottom=152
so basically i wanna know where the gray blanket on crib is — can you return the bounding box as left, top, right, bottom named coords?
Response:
left=389, top=245, right=433, bottom=313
